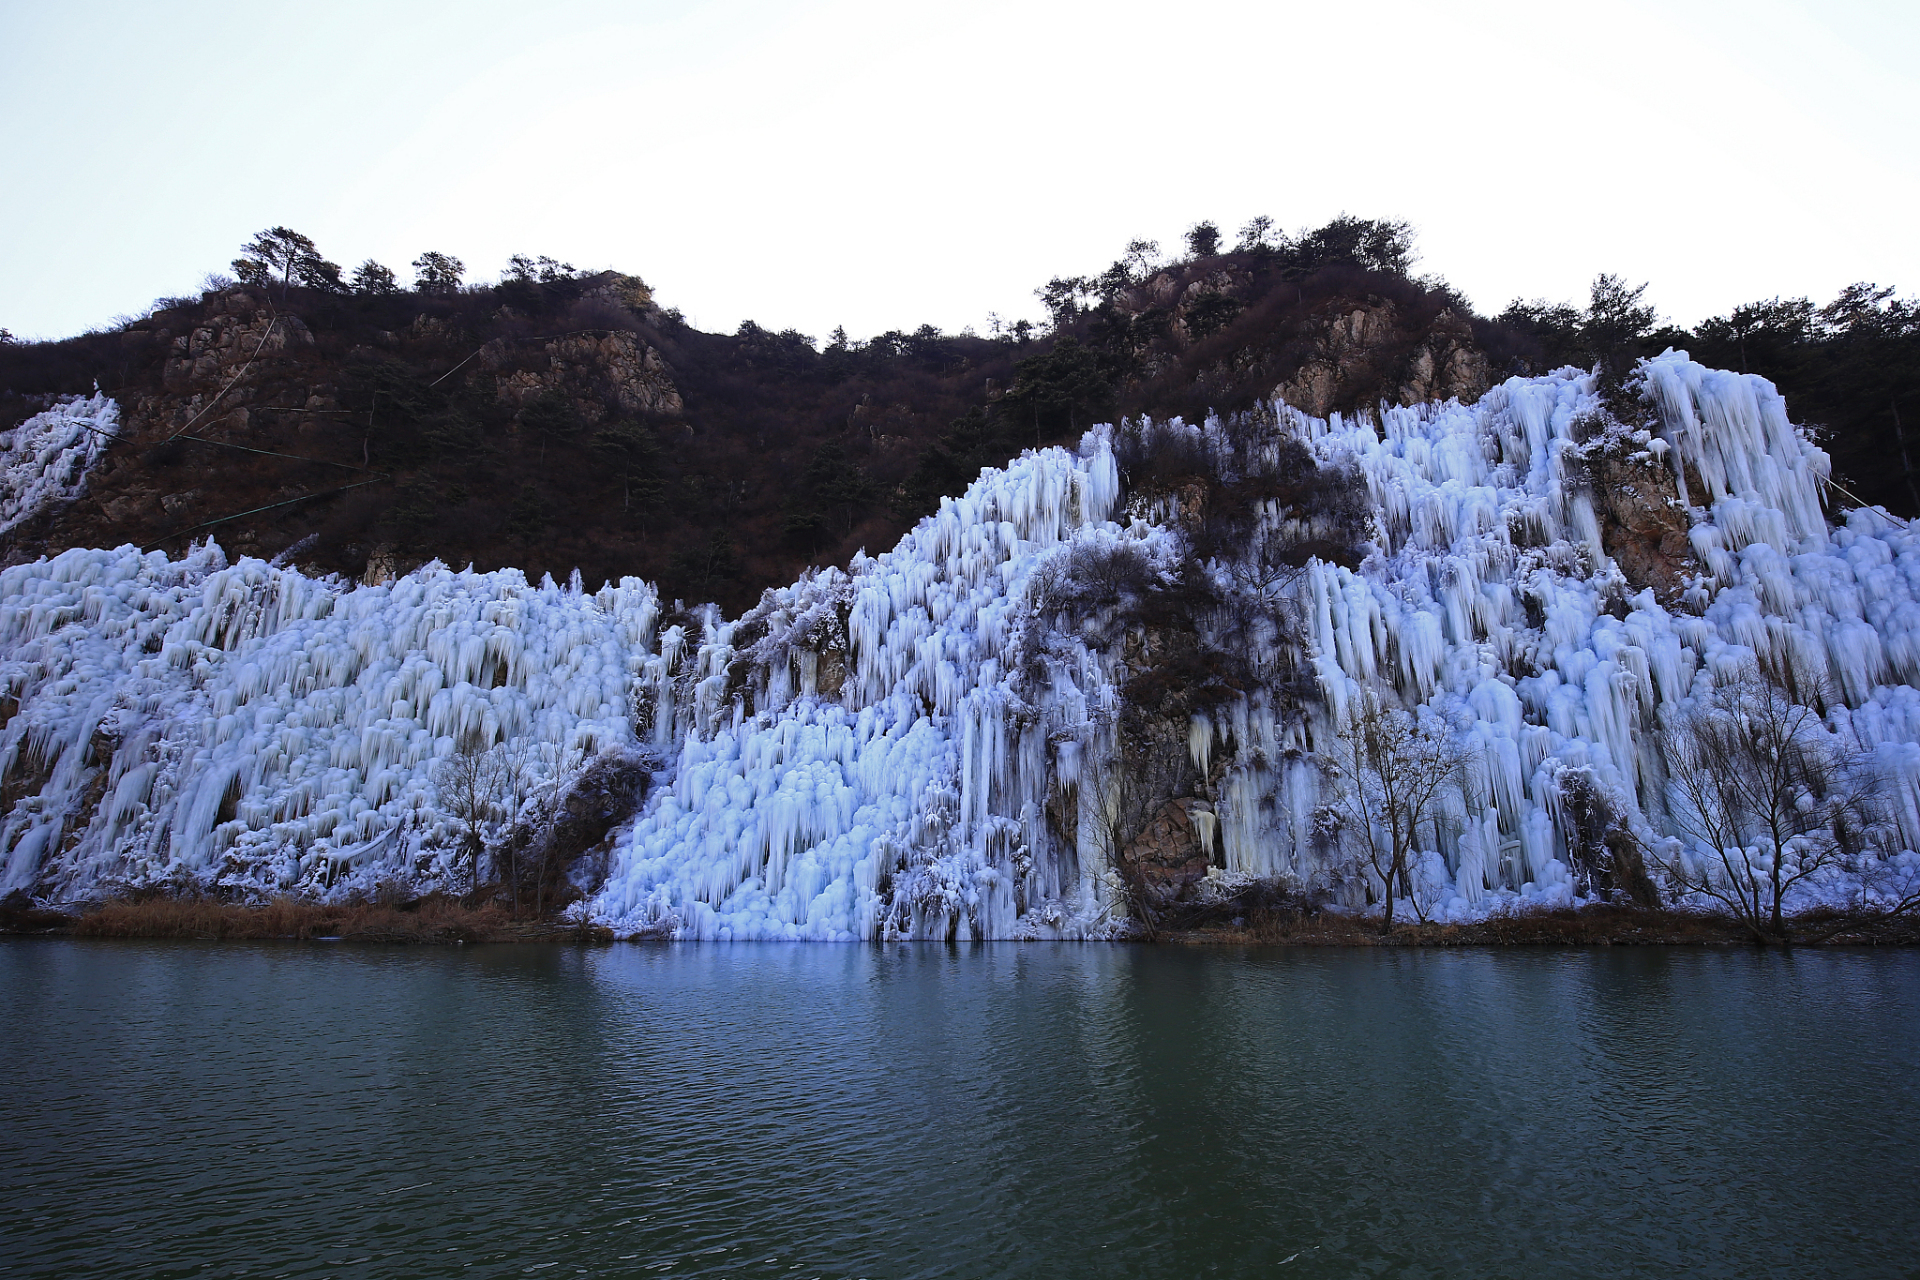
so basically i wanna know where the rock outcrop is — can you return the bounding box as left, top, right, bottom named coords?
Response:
left=1276, top=302, right=1490, bottom=416
left=1, top=281, right=688, bottom=581
left=1122, top=797, right=1218, bottom=904
left=1570, top=418, right=1697, bottom=598
left=488, top=330, right=682, bottom=420
left=160, top=292, right=314, bottom=395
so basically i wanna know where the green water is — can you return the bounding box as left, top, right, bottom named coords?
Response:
left=3, top=942, right=1916, bottom=1279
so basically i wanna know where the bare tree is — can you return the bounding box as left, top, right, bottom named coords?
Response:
left=431, top=740, right=511, bottom=883
left=528, top=744, right=587, bottom=918
left=490, top=735, right=544, bottom=915
left=1224, top=536, right=1311, bottom=605
left=1656, top=660, right=1878, bottom=943
left=1329, top=693, right=1473, bottom=932
left=1864, top=857, right=1920, bottom=920
left=1046, top=716, right=1162, bottom=938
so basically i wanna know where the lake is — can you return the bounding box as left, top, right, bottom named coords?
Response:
left=3, top=942, right=1917, bottom=1279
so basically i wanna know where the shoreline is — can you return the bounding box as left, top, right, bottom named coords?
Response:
left=0, top=894, right=614, bottom=945
left=3, top=896, right=1917, bottom=947
left=1160, top=903, right=1920, bottom=947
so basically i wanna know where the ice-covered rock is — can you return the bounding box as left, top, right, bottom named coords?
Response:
left=3, top=353, right=1918, bottom=932
left=0, top=394, right=119, bottom=538
left=0, top=547, right=650, bottom=901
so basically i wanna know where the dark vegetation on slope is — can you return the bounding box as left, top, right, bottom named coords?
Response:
left=3, top=222, right=1915, bottom=613
left=1, top=219, right=1511, bottom=610
left=1503, top=277, right=1920, bottom=516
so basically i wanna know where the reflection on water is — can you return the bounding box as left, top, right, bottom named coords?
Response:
left=3, top=943, right=1917, bottom=1279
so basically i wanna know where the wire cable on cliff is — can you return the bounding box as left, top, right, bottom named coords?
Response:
left=164, top=312, right=283, bottom=442
left=143, top=475, right=391, bottom=551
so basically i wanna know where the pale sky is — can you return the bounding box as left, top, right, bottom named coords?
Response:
left=2, top=0, right=1916, bottom=344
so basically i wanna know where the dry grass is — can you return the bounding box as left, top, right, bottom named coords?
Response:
left=9, top=893, right=1913, bottom=948
left=1159, top=901, right=1920, bottom=951
left=61, top=893, right=612, bottom=944
left=1168, top=902, right=1920, bottom=947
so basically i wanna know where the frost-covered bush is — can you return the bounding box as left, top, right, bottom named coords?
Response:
left=1024, top=535, right=1162, bottom=629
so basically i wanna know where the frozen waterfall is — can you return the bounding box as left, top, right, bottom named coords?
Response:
left=0, top=393, right=119, bottom=538
left=3, top=354, right=1917, bottom=934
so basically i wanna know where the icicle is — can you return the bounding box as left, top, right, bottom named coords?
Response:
left=1189, top=714, right=1212, bottom=780
left=6, top=356, right=1916, bottom=933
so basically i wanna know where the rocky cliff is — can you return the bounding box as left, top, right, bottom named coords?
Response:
left=1, top=246, right=1528, bottom=610
left=4, top=354, right=1914, bottom=940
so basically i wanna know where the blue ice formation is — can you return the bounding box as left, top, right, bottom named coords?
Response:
left=2, top=355, right=1917, bottom=934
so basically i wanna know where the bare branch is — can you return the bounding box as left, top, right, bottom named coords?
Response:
left=1330, top=692, right=1475, bottom=932
left=1653, top=657, right=1880, bottom=942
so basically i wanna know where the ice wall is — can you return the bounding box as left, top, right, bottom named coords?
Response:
left=591, top=443, right=1137, bottom=940
left=0, top=394, right=119, bottom=537
left=1283, top=356, right=1920, bottom=915
left=0, top=547, right=652, bottom=899
left=585, top=351, right=1920, bottom=934
left=3, top=353, right=1918, bottom=930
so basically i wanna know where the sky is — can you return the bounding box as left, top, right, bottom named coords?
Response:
left=2, top=0, right=1916, bottom=344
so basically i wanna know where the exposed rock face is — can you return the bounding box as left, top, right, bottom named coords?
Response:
left=1573, top=422, right=1697, bottom=598
left=361, top=543, right=399, bottom=586
left=489, top=330, right=683, bottom=420
left=132, top=287, right=685, bottom=432
left=2, top=282, right=691, bottom=580
left=109, top=291, right=333, bottom=444
left=578, top=271, right=655, bottom=314
left=1396, top=309, right=1491, bottom=405
left=1130, top=267, right=1258, bottom=346
left=812, top=645, right=849, bottom=701
left=497, top=749, right=655, bottom=905
left=1276, top=302, right=1489, bottom=415
left=1104, top=619, right=1253, bottom=910
left=161, top=292, right=314, bottom=395
left=1122, top=797, right=1217, bottom=904
left=96, top=491, right=155, bottom=524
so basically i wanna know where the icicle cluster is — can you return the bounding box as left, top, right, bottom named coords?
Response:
left=0, top=548, right=651, bottom=899
left=591, top=442, right=1136, bottom=939
left=1284, top=356, right=1920, bottom=915
left=3, top=353, right=1918, bottom=930
left=0, top=393, right=118, bottom=537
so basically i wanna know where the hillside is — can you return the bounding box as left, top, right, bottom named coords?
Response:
left=3, top=346, right=1919, bottom=939
left=3, top=224, right=1920, bottom=941
left=0, top=219, right=1527, bottom=609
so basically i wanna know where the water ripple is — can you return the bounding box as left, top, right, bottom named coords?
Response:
left=2, top=943, right=1917, bottom=1279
